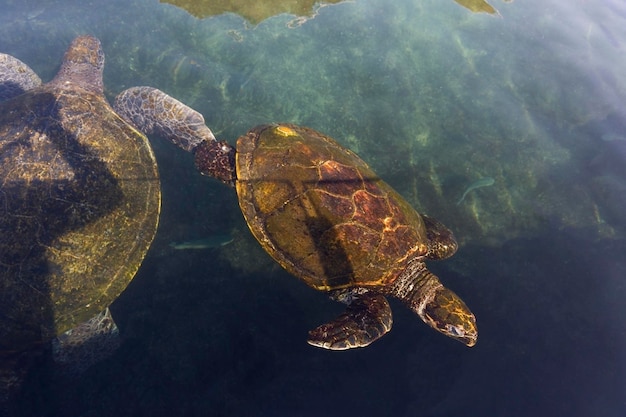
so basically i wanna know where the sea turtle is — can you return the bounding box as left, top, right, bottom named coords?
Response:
left=116, top=91, right=478, bottom=349
left=0, top=35, right=214, bottom=397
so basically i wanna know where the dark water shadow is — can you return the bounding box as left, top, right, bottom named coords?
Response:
left=18, top=219, right=626, bottom=417
left=427, top=228, right=626, bottom=417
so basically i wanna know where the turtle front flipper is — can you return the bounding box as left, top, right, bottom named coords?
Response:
left=307, top=290, right=392, bottom=350
left=0, top=53, right=42, bottom=102
left=114, top=86, right=215, bottom=152
left=114, top=86, right=237, bottom=186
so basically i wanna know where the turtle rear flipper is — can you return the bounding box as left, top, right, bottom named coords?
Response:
left=307, top=292, right=392, bottom=350
left=52, top=308, right=121, bottom=376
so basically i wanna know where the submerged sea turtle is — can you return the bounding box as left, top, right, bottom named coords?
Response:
left=0, top=35, right=214, bottom=396
left=116, top=91, right=478, bottom=349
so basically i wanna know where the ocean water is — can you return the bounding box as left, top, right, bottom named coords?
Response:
left=1, top=0, right=625, bottom=416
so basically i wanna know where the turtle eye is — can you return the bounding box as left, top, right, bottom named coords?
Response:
left=447, top=324, right=465, bottom=337
left=444, top=323, right=478, bottom=347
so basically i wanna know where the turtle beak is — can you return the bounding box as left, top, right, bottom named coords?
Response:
left=418, top=286, right=478, bottom=347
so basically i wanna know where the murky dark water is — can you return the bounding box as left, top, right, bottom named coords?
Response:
left=1, top=0, right=625, bottom=415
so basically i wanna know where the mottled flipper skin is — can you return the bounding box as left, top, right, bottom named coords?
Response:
left=52, top=307, right=121, bottom=376
left=114, top=86, right=215, bottom=152
left=114, top=87, right=238, bottom=186
left=308, top=291, right=392, bottom=349
left=0, top=53, right=42, bottom=102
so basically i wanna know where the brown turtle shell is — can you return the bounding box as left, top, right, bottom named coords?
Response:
left=236, top=124, right=428, bottom=291
left=0, top=60, right=160, bottom=352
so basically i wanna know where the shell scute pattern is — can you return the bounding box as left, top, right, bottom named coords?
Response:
left=236, top=124, right=428, bottom=291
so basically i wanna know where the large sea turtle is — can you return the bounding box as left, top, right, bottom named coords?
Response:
left=116, top=91, right=478, bottom=350
left=0, top=35, right=214, bottom=399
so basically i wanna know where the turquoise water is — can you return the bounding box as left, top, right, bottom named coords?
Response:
left=1, top=0, right=625, bottom=416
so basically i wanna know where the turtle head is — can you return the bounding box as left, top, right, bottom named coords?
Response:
left=393, top=261, right=477, bottom=347
left=194, top=139, right=237, bottom=187
left=51, top=35, right=104, bottom=94
left=418, top=285, right=478, bottom=347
